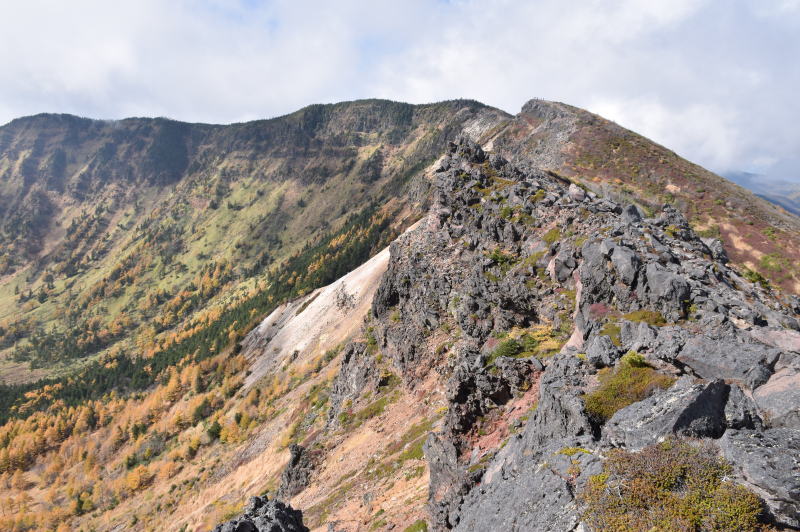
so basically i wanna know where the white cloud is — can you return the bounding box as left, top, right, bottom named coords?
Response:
left=588, top=97, right=741, bottom=170
left=0, top=0, right=798, bottom=180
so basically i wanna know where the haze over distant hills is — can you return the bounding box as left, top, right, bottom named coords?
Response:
left=726, top=171, right=800, bottom=217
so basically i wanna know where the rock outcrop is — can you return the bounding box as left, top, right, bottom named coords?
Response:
left=345, top=137, right=800, bottom=530
left=211, top=496, right=308, bottom=532
left=276, top=445, right=317, bottom=500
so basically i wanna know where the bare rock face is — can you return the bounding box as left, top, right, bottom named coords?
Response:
left=676, top=337, right=781, bottom=386
left=719, top=429, right=800, bottom=529
left=211, top=496, right=308, bottom=532
left=602, top=377, right=729, bottom=449
left=753, top=365, right=800, bottom=428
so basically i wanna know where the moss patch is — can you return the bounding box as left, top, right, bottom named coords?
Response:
left=485, top=326, right=566, bottom=367
left=622, top=309, right=666, bottom=326
left=599, top=321, right=621, bottom=346
left=582, top=351, right=674, bottom=423
left=403, top=520, right=428, bottom=532
left=543, top=228, right=561, bottom=245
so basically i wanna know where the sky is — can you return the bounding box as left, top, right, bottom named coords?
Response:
left=0, top=0, right=798, bottom=181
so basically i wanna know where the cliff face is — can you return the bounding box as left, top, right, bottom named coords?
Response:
left=217, top=138, right=799, bottom=531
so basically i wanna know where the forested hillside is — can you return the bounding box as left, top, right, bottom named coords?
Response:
left=0, top=99, right=508, bottom=386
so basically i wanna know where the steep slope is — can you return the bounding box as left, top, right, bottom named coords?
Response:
left=488, top=100, right=800, bottom=294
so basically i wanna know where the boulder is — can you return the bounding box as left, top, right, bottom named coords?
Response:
left=603, top=377, right=728, bottom=449
left=724, top=383, right=763, bottom=430
left=750, top=327, right=800, bottom=354
left=568, top=183, right=586, bottom=202
left=676, top=337, right=780, bottom=387
left=644, top=263, right=690, bottom=320
left=701, top=237, right=729, bottom=263
left=621, top=204, right=643, bottom=224
left=548, top=248, right=577, bottom=283
left=609, top=245, right=640, bottom=286
left=753, top=366, right=800, bottom=428
left=585, top=334, right=621, bottom=367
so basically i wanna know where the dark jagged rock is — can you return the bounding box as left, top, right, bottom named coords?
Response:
left=621, top=204, right=642, bottom=224
left=643, top=262, right=691, bottom=321
left=321, top=136, right=800, bottom=529
left=211, top=497, right=308, bottom=532
left=425, top=433, right=472, bottom=529
left=277, top=445, right=317, bottom=500
left=725, top=383, right=764, bottom=431
left=719, top=429, right=800, bottom=529
left=676, top=336, right=780, bottom=386
left=585, top=333, right=621, bottom=367
left=452, top=436, right=601, bottom=532
left=326, top=341, right=379, bottom=426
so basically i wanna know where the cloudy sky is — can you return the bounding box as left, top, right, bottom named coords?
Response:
left=1, top=0, right=798, bottom=181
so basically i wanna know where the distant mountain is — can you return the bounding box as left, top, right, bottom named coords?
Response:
left=725, top=171, right=800, bottom=217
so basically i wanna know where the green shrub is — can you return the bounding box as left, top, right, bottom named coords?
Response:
left=599, top=321, right=621, bottom=346
left=486, top=248, right=518, bottom=272
left=619, top=350, right=647, bottom=368
left=490, top=338, right=523, bottom=360
left=543, top=228, right=561, bottom=245
left=499, top=206, right=514, bottom=220
left=403, top=520, right=428, bottom=532
left=206, top=420, right=222, bottom=440
left=695, top=225, right=721, bottom=239
left=582, top=352, right=674, bottom=423
left=365, top=327, right=378, bottom=353
left=579, top=439, right=768, bottom=531
left=557, top=447, right=590, bottom=457
left=665, top=224, right=679, bottom=238
left=742, top=268, right=770, bottom=289
left=485, top=326, right=566, bottom=367
left=398, top=439, right=425, bottom=462
left=622, top=310, right=666, bottom=326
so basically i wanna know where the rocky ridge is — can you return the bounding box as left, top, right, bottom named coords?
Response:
left=208, top=135, right=800, bottom=531
left=316, top=137, right=800, bottom=530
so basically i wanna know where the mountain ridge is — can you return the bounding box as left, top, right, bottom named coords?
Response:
left=0, top=98, right=798, bottom=532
